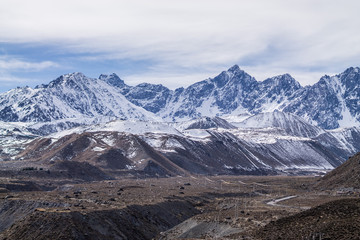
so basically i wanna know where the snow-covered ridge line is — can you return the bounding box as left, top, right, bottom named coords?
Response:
left=0, top=72, right=158, bottom=128
left=1, top=65, right=360, bottom=131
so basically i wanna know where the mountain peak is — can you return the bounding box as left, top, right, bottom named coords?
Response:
left=267, top=73, right=301, bottom=88
left=99, top=74, right=108, bottom=80
left=47, top=72, right=89, bottom=88
left=64, top=72, right=87, bottom=79
left=282, top=73, right=294, bottom=79
left=227, top=64, right=241, bottom=73
left=99, top=73, right=125, bottom=88
left=211, top=65, right=254, bottom=88
left=99, top=73, right=120, bottom=80
left=226, top=65, right=249, bottom=78
left=343, top=66, right=360, bottom=74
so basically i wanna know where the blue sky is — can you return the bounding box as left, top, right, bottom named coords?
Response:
left=1, top=0, right=360, bottom=93
left=0, top=42, right=156, bottom=90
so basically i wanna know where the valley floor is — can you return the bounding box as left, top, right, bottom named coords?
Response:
left=0, top=174, right=359, bottom=239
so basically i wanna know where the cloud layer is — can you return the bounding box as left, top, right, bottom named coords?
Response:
left=0, top=56, right=58, bottom=71
left=1, top=0, right=360, bottom=90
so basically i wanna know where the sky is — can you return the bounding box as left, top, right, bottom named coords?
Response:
left=1, top=0, right=360, bottom=93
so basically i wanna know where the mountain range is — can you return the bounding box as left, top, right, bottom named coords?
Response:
left=1, top=65, right=360, bottom=131
left=1, top=65, right=360, bottom=176
left=2, top=111, right=358, bottom=177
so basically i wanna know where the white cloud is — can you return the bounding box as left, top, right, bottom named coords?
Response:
left=0, top=56, right=59, bottom=90
left=0, top=56, right=58, bottom=71
left=0, top=0, right=360, bottom=86
left=0, top=73, right=35, bottom=83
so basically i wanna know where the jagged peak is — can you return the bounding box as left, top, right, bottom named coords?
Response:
left=135, top=82, right=166, bottom=88
left=226, top=65, right=251, bottom=79
left=211, top=65, right=254, bottom=88
left=47, top=72, right=90, bottom=88
left=263, top=73, right=301, bottom=88
left=339, top=67, right=360, bottom=83
left=99, top=73, right=125, bottom=88
left=99, top=73, right=121, bottom=80
left=63, top=72, right=87, bottom=79
left=317, top=67, right=360, bottom=85
left=343, top=66, right=360, bottom=74
left=99, top=74, right=109, bottom=80
left=227, top=64, right=241, bottom=73
left=174, top=87, right=185, bottom=94
left=278, top=73, right=294, bottom=79
left=316, top=74, right=332, bottom=85
left=266, top=73, right=295, bottom=81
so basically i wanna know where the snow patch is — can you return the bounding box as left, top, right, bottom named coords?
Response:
left=182, top=129, right=211, bottom=140
left=93, top=147, right=106, bottom=152
left=102, top=136, right=115, bottom=146
left=164, top=138, right=184, bottom=149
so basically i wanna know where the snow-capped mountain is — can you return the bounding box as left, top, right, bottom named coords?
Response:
left=0, top=72, right=157, bottom=127
left=158, top=65, right=302, bottom=121
left=1, top=65, right=360, bottom=176
left=99, top=73, right=173, bottom=113
left=283, top=67, right=360, bottom=129
left=123, top=83, right=172, bottom=113
left=0, top=121, right=38, bottom=161
left=1, top=65, right=359, bottom=131
left=156, top=65, right=360, bottom=129
left=158, top=65, right=258, bottom=120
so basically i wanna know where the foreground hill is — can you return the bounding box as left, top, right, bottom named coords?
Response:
left=255, top=198, right=360, bottom=240
left=316, top=152, right=360, bottom=190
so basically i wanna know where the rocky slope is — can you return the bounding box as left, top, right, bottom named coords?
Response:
left=0, top=198, right=199, bottom=240
left=3, top=114, right=360, bottom=177
left=255, top=198, right=360, bottom=240
left=316, top=152, right=360, bottom=190
left=237, top=110, right=324, bottom=138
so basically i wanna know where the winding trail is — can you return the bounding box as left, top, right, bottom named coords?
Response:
left=267, top=195, right=298, bottom=207
left=266, top=195, right=311, bottom=210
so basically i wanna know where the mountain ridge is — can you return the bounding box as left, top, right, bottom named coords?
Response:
left=1, top=65, right=360, bottom=130
left=1, top=111, right=360, bottom=175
